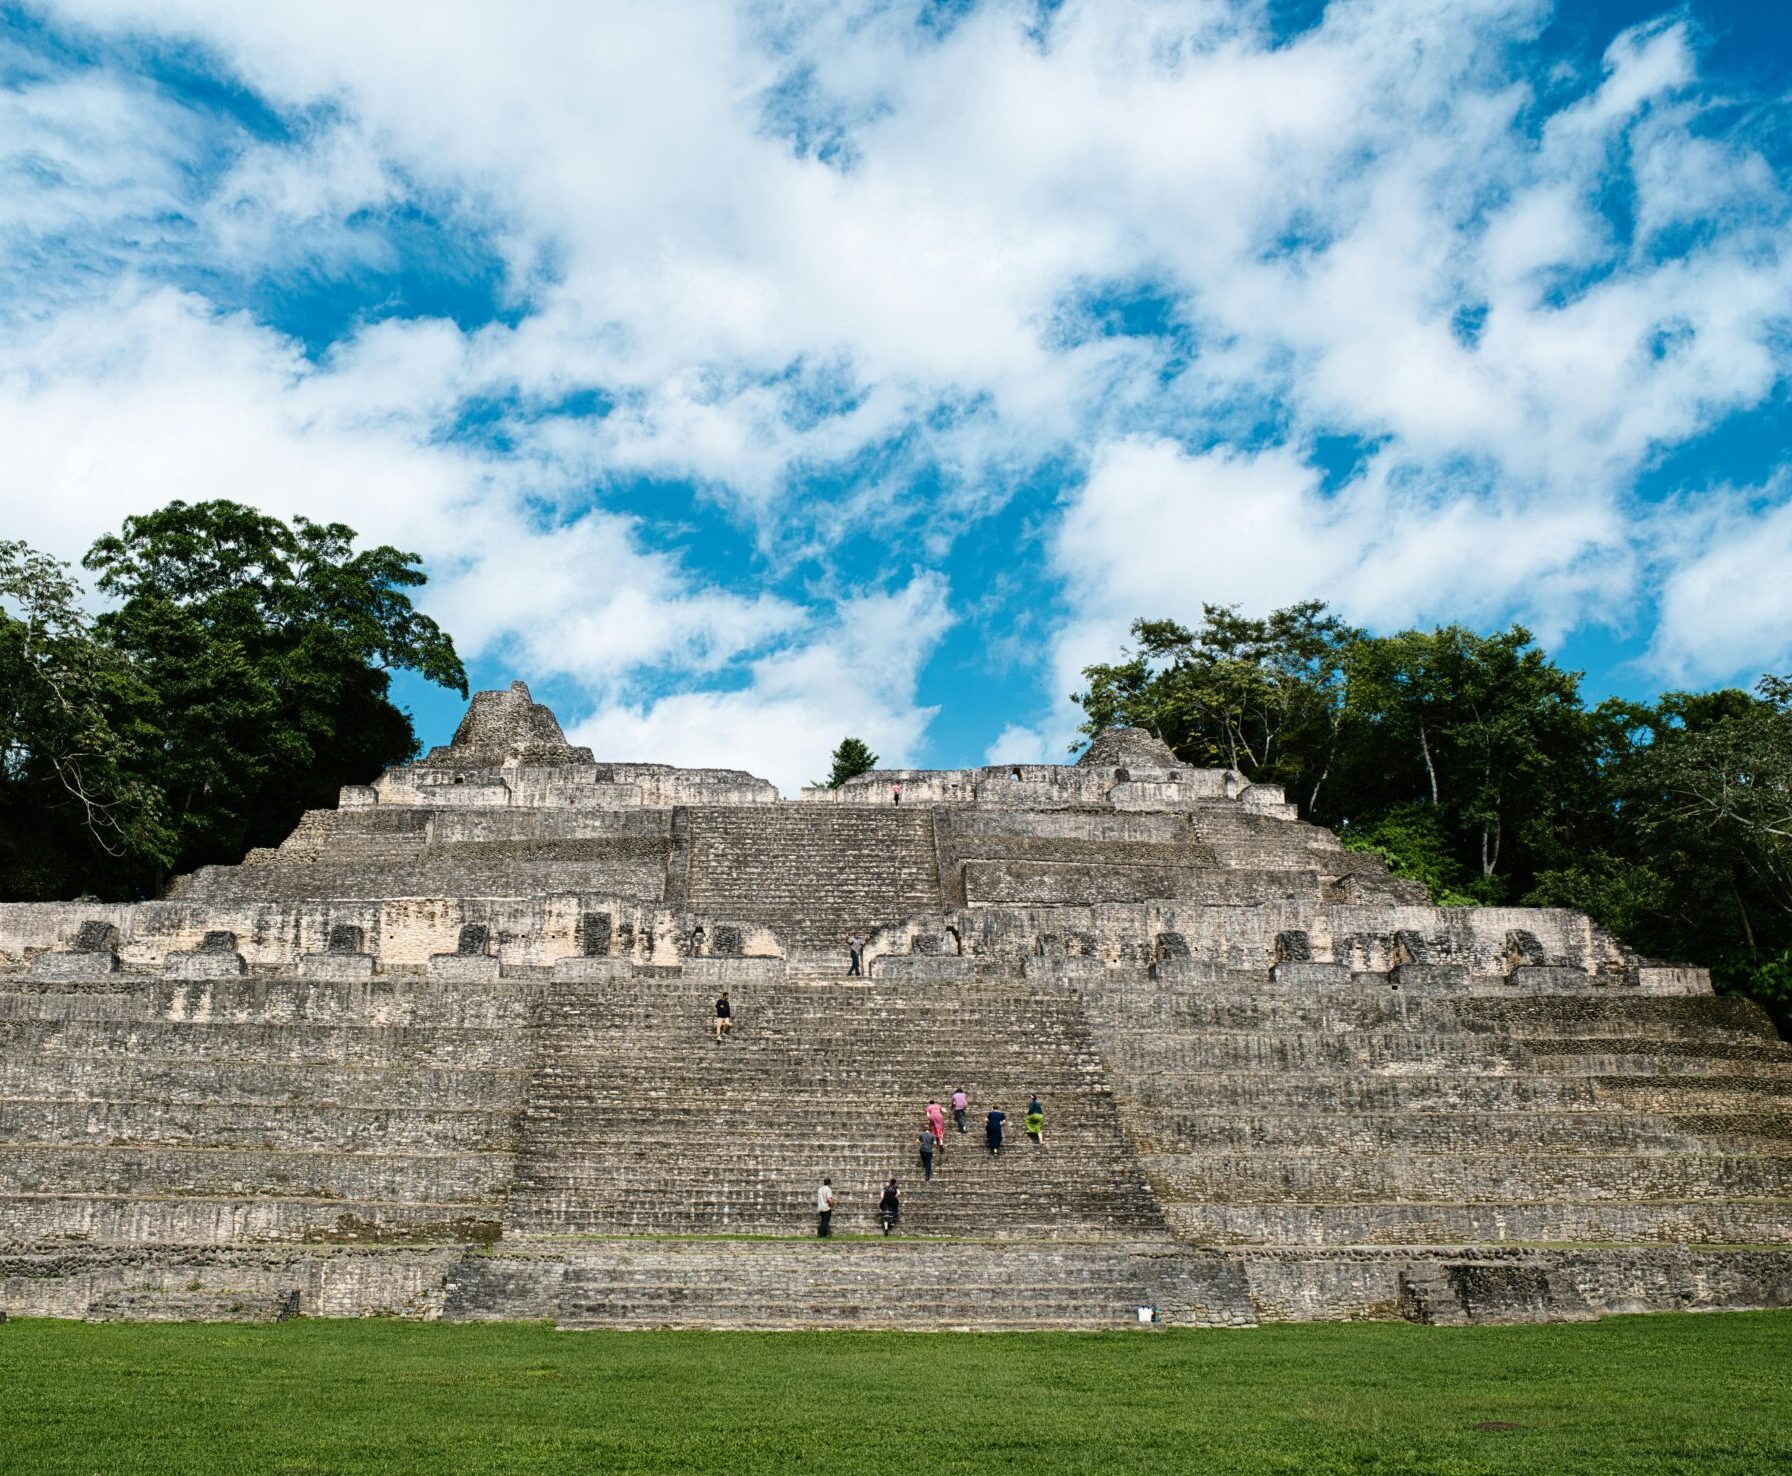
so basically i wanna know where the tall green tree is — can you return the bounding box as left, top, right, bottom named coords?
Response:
left=83, top=501, right=467, bottom=882
left=0, top=540, right=172, bottom=897
left=824, top=737, right=879, bottom=788
left=1343, top=625, right=1594, bottom=890
left=1074, top=603, right=1792, bottom=1027
left=1075, top=602, right=1360, bottom=811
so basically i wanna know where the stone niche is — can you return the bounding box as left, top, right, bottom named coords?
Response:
left=429, top=922, right=500, bottom=981
left=299, top=922, right=376, bottom=981
left=164, top=929, right=247, bottom=980
left=29, top=920, right=122, bottom=979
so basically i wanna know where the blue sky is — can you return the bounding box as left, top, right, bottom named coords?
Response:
left=4, top=1, right=1792, bottom=791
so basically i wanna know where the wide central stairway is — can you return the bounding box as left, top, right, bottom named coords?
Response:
left=683, top=808, right=942, bottom=950
left=5, top=949, right=1788, bottom=1326
left=496, top=965, right=1255, bottom=1328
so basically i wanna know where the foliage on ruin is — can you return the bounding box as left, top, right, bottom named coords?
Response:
left=1078, top=605, right=1792, bottom=1023
left=0, top=505, right=466, bottom=899
left=823, top=736, right=879, bottom=788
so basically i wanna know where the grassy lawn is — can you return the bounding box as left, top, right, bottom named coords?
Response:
left=2, top=1313, right=1788, bottom=1475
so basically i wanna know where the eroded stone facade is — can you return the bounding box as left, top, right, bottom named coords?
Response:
left=1, top=682, right=1788, bottom=1328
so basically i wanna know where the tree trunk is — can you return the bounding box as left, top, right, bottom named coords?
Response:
left=1418, top=720, right=1439, bottom=806
left=1733, top=878, right=1758, bottom=953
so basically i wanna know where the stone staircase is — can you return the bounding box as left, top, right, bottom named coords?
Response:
left=504, top=970, right=1165, bottom=1242
left=549, top=1240, right=1253, bottom=1329
left=1082, top=970, right=1792, bottom=1251
left=0, top=971, right=535, bottom=1250
left=4, top=686, right=1790, bottom=1327
left=168, top=806, right=674, bottom=903
left=684, top=808, right=941, bottom=948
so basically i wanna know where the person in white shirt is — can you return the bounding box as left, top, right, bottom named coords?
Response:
left=816, top=1178, right=835, bottom=1237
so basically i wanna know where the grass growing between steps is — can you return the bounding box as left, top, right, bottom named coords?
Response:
left=1, top=1312, right=1788, bottom=1476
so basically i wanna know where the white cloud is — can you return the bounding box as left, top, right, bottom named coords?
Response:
left=1649, top=482, right=1792, bottom=686
left=984, top=722, right=1059, bottom=767
left=567, top=573, right=952, bottom=791
left=0, top=285, right=879, bottom=755
left=5, top=0, right=1792, bottom=763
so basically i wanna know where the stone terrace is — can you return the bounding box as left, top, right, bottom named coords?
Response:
left=0, top=684, right=1788, bottom=1328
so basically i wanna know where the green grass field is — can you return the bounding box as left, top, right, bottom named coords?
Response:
left=2, top=1312, right=1788, bottom=1475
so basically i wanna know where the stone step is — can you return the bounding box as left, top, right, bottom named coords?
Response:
left=0, top=1099, right=519, bottom=1153
left=1084, top=995, right=1776, bottom=1042
left=0, top=1193, right=502, bottom=1247
left=0, top=1145, right=514, bottom=1203
left=539, top=1240, right=1254, bottom=1329
left=0, top=985, right=541, bottom=1028
left=1122, top=1108, right=1792, bottom=1153
left=1141, top=1149, right=1792, bottom=1204
left=0, top=1020, right=527, bottom=1069
left=0, top=1060, right=528, bottom=1109
left=512, top=1209, right=1164, bottom=1239
left=1166, top=1198, right=1792, bottom=1247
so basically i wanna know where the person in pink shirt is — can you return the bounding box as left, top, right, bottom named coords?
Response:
left=951, top=1087, right=969, bottom=1134
left=926, top=1099, right=946, bottom=1154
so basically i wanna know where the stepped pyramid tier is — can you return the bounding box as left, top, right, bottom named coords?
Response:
left=422, top=680, right=594, bottom=768
left=1075, top=726, right=1182, bottom=771
left=0, top=685, right=1789, bottom=1328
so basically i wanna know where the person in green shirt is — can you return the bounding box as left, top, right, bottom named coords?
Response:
left=1025, top=1096, right=1044, bottom=1146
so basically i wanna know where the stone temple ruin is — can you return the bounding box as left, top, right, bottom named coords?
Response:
left=1, top=679, right=1789, bottom=1328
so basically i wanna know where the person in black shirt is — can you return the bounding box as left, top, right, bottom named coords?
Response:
left=985, top=1106, right=1006, bottom=1155
left=713, top=992, right=732, bottom=1041
left=879, top=1178, right=901, bottom=1235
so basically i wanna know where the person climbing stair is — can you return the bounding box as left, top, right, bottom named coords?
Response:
left=879, top=1177, right=901, bottom=1235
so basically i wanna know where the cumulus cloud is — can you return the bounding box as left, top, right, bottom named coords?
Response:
left=567, top=573, right=952, bottom=792
left=1649, top=481, right=1792, bottom=686
left=3, top=0, right=1792, bottom=765
left=0, top=285, right=823, bottom=711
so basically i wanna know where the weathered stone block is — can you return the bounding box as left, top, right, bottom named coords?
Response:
left=85, top=1288, right=301, bottom=1324
left=1636, top=965, right=1711, bottom=995
left=551, top=957, right=638, bottom=982
left=870, top=956, right=983, bottom=981
left=29, top=950, right=120, bottom=979
left=681, top=958, right=783, bottom=984
left=1022, top=957, right=1109, bottom=979
left=299, top=953, right=376, bottom=980
left=1390, top=963, right=1468, bottom=989
left=1507, top=965, right=1595, bottom=993
left=163, top=949, right=246, bottom=979
left=428, top=954, right=501, bottom=981
left=1270, top=961, right=1351, bottom=986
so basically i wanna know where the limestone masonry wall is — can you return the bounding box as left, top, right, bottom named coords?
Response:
left=0, top=682, right=1787, bottom=1328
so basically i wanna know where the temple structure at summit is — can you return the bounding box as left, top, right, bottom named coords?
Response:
left=1, top=681, right=1788, bottom=1327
